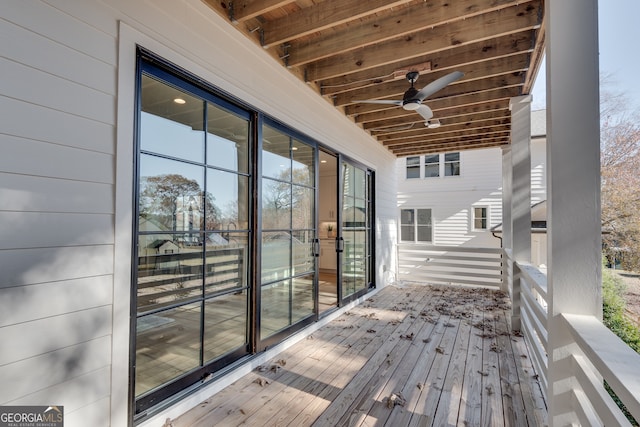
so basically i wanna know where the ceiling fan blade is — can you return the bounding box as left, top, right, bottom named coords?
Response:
left=416, top=71, right=464, bottom=102
left=415, top=104, right=433, bottom=121
left=352, top=99, right=403, bottom=106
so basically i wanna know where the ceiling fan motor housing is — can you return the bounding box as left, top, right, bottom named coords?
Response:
left=402, top=86, right=421, bottom=110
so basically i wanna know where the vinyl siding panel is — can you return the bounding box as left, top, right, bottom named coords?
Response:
left=0, top=276, right=112, bottom=326
left=0, top=306, right=111, bottom=366
left=0, top=98, right=115, bottom=154
left=0, top=335, right=111, bottom=405
left=0, top=245, right=114, bottom=289
left=0, top=212, right=113, bottom=250
left=0, top=135, right=113, bottom=183
left=0, top=57, right=115, bottom=124
left=0, top=173, right=113, bottom=213
left=6, top=368, right=112, bottom=416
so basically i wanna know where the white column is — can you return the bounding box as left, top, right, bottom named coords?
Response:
left=510, top=95, right=532, bottom=331
left=501, top=147, right=512, bottom=294
left=546, top=0, right=601, bottom=424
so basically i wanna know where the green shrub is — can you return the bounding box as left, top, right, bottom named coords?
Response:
left=602, top=265, right=640, bottom=353
left=602, top=259, right=640, bottom=426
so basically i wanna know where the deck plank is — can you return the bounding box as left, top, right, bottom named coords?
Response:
left=171, top=284, right=547, bottom=427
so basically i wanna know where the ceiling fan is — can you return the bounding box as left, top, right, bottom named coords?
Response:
left=354, top=70, right=464, bottom=127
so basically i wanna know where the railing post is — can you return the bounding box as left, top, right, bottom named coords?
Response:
left=546, top=0, right=601, bottom=424
left=501, top=146, right=513, bottom=294
left=510, top=95, right=532, bottom=332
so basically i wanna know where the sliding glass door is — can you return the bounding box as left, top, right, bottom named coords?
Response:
left=134, top=63, right=251, bottom=413
left=340, top=160, right=373, bottom=301
left=132, top=52, right=375, bottom=417
left=259, top=122, right=316, bottom=346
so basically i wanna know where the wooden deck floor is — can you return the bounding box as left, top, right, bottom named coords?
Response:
left=171, top=284, right=547, bottom=427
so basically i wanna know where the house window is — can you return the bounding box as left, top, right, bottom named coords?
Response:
left=406, top=156, right=420, bottom=179
left=424, top=154, right=439, bottom=177
left=400, top=208, right=433, bottom=243
left=444, top=152, right=460, bottom=176
left=473, top=207, right=488, bottom=230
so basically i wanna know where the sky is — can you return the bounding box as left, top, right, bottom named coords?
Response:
left=531, top=0, right=640, bottom=111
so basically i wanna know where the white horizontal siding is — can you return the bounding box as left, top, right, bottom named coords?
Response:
left=0, top=98, right=115, bottom=154
left=0, top=212, right=113, bottom=250
left=0, top=57, right=115, bottom=124
left=0, top=17, right=116, bottom=94
left=0, top=306, right=112, bottom=366
left=6, top=367, right=112, bottom=416
left=0, top=245, right=114, bottom=288
left=2, top=0, right=117, bottom=65
left=0, top=135, right=113, bottom=183
left=0, top=276, right=112, bottom=326
left=0, top=173, right=113, bottom=213
left=0, top=335, right=111, bottom=404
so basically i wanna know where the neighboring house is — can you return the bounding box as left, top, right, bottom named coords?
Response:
left=396, top=109, right=547, bottom=250
left=394, top=110, right=547, bottom=287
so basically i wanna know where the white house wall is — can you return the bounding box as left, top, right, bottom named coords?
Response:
left=0, top=1, right=397, bottom=426
left=397, top=147, right=504, bottom=247
left=396, top=140, right=547, bottom=249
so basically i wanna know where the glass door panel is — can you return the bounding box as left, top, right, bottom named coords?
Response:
left=318, top=150, right=339, bottom=314
left=340, top=160, right=372, bottom=301
left=260, top=124, right=316, bottom=342
left=135, top=67, right=251, bottom=412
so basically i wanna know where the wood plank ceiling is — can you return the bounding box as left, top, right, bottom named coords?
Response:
left=203, top=0, right=545, bottom=157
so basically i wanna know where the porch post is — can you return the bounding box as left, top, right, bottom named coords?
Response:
left=509, top=95, right=532, bottom=331
left=501, top=146, right=512, bottom=294
left=546, top=0, right=601, bottom=424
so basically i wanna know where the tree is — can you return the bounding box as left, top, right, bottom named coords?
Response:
left=140, top=174, right=219, bottom=232
left=600, top=81, right=640, bottom=271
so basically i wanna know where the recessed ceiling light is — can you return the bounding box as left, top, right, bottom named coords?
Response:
left=173, top=98, right=186, bottom=105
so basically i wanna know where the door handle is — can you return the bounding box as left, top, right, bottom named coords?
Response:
left=313, top=238, right=320, bottom=257
left=335, top=236, right=344, bottom=253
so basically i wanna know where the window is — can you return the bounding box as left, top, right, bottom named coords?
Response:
left=444, top=152, right=460, bottom=176
left=473, top=207, right=488, bottom=230
left=406, top=156, right=420, bottom=179
left=400, top=208, right=433, bottom=243
left=424, top=154, right=440, bottom=177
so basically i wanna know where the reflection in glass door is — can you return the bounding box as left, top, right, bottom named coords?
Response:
left=318, top=150, right=338, bottom=314
left=340, top=161, right=372, bottom=300
left=260, top=123, right=316, bottom=344
left=134, top=65, right=251, bottom=413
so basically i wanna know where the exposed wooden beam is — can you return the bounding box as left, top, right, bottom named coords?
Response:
left=305, top=1, right=542, bottom=81
left=320, top=31, right=534, bottom=97
left=390, top=137, right=509, bottom=155
left=338, top=56, right=528, bottom=109
left=361, top=100, right=510, bottom=128
left=365, top=108, right=511, bottom=133
left=353, top=86, right=520, bottom=121
left=261, top=0, right=414, bottom=48
left=287, top=0, right=532, bottom=66
left=229, top=0, right=296, bottom=23
left=375, top=116, right=510, bottom=141
left=383, top=129, right=511, bottom=148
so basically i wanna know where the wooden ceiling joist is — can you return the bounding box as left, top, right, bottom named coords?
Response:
left=203, top=0, right=546, bottom=156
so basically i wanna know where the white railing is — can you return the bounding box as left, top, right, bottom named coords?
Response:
left=557, top=313, right=640, bottom=426
left=397, top=244, right=503, bottom=288
left=516, top=260, right=549, bottom=400
left=505, top=250, right=640, bottom=425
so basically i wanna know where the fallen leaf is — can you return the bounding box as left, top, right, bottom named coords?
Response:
left=254, top=378, right=270, bottom=387
left=436, top=347, right=445, bottom=354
